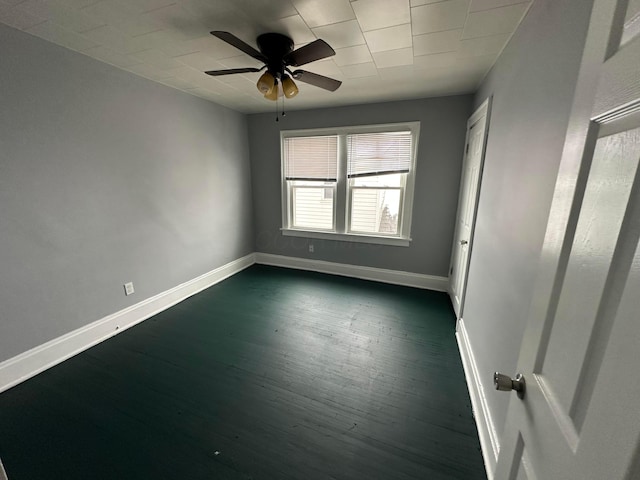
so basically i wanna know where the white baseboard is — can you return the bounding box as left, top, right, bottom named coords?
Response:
left=456, top=318, right=499, bottom=480
left=255, top=253, right=449, bottom=291
left=0, top=253, right=256, bottom=394
left=0, top=252, right=447, bottom=395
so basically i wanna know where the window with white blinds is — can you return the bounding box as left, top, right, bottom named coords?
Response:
left=281, top=122, right=419, bottom=245
left=284, top=135, right=338, bottom=181
left=347, top=131, right=412, bottom=178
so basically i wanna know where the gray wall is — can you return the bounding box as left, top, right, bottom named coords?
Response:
left=463, top=0, right=594, bottom=442
left=0, top=24, right=254, bottom=362
left=248, top=96, right=472, bottom=276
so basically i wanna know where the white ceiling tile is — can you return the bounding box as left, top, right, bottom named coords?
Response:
left=469, top=0, right=528, bottom=13
left=267, top=14, right=316, bottom=44
left=340, top=61, right=378, bottom=78
left=158, top=34, right=240, bottom=59
left=159, top=76, right=197, bottom=90
left=124, top=0, right=176, bottom=14
left=312, top=20, right=365, bottom=48
left=16, top=0, right=105, bottom=32
left=377, top=63, right=415, bottom=80
left=232, top=0, right=298, bottom=22
left=291, top=0, right=355, bottom=28
left=302, top=58, right=343, bottom=78
left=333, top=44, right=372, bottom=66
left=185, top=87, right=222, bottom=101
left=174, top=52, right=224, bottom=71
left=132, top=48, right=183, bottom=70
left=218, top=55, right=263, bottom=69
left=1, top=0, right=34, bottom=5
left=164, top=65, right=207, bottom=83
left=351, top=0, right=410, bottom=32
left=125, top=62, right=174, bottom=80
left=411, top=0, right=469, bottom=36
left=51, top=0, right=101, bottom=9
left=0, top=0, right=527, bottom=112
left=409, top=0, right=442, bottom=6
left=26, top=21, right=97, bottom=51
left=205, top=77, right=246, bottom=94
left=83, top=45, right=142, bottom=67
left=181, top=0, right=236, bottom=18
left=413, top=28, right=462, bottom=56
left=371, top=46, right=413, bottom=68
left=138, top=3, right=207, bottom=35
left=364, top=23, right=411, bottom=52
left=0, top=4, right=45, bottom=29
left=81, top=25, right=152, bottom=53
left=458, top=32, right=509, bottom=56
left=82, top=0, right=164, bottom=37
left=199, top=36, right=249, bottom=59
left=132, top=28, right=204, bottom=52
left=462, top=2, right=528, bottom=39
left=413, top=51, right=458, bottom=69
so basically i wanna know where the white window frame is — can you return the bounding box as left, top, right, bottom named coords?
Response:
left=280, top=122, right=420, bottom=247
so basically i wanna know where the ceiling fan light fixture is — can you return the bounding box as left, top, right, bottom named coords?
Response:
left=264, top=80, right=279, bottom=101
left=206, top=32, right=340, bottom=100
left=256, top=71, right=275, bottom=95
left=282, top=75, right=299, bottom=99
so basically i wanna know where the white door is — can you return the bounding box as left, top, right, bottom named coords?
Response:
left=450, top=99, right=490, bottom=317
left=495, top=1, right=640, bottom=479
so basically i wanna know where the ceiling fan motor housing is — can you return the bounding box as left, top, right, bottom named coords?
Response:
left=257, top=33, right=294, bottom=78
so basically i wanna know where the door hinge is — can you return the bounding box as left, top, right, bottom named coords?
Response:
left=450, top=266, right=454, bottom=275
left=466, top=143, right=469, bottom=154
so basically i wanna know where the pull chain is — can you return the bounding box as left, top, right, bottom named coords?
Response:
left=274, top=79, right=279, bottom=122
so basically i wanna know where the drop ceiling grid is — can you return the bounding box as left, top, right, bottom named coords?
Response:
left=0, top=0, right=532, bottom=113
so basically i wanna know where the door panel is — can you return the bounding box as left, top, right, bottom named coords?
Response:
left=495, top=0, right=640, bottom=478
left=540, top=125, right=640, bottom=416
left=450, top=102, right=489, bottom=317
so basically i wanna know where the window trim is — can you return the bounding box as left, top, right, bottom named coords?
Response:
left=280, top=122, right=420, bottom=246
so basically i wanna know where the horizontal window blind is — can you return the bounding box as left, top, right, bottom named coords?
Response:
left=347, top=131, right=412, bottom=178
left=284, top=135, right=338, bottom=181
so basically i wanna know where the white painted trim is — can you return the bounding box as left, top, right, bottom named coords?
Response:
left=281, top=228, right=411, bottom=247
left=0, top=458, right=7, bottom=480
left=456, top=317, right=499, bottom=480
left=0, top=253, right=256, bottom=394
left=255, top=253, right=448, bottom=291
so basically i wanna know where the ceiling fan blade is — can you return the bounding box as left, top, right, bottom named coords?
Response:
left=205, top=67, right=263, bottom=76
left=210, top=31, right=267, bottom=63
left=292, top=70, right=342, bottom=92
left=284, top=39, right=335, bottom=67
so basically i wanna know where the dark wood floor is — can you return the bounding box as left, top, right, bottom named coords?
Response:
left=0, top=265, right=486, bottom=480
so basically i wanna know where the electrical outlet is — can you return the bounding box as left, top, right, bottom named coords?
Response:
left=309, top=244, right=314, bottom=253
left=124, top=282, right=134, bottom=296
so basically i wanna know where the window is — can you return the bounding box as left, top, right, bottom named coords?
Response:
left=281, top=122, right=420, bottom=246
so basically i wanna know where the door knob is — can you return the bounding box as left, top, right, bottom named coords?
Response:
left=493, top=372, right=526, bottom=399
left=460, top=240, right=468, bottom=245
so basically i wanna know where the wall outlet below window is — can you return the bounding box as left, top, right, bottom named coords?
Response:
left=124, top=282, right=135, bottom=296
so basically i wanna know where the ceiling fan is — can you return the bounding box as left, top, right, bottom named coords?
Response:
left=204, top=31, right=342, bottom=101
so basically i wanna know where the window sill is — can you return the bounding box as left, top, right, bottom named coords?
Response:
left=281, top=228, right=411, bottom=247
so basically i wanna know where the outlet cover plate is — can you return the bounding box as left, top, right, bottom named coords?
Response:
left=124, top=282, right=134, bottom=296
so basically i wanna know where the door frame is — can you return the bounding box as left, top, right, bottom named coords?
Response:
left=448, top=97, right=492, bottom=318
